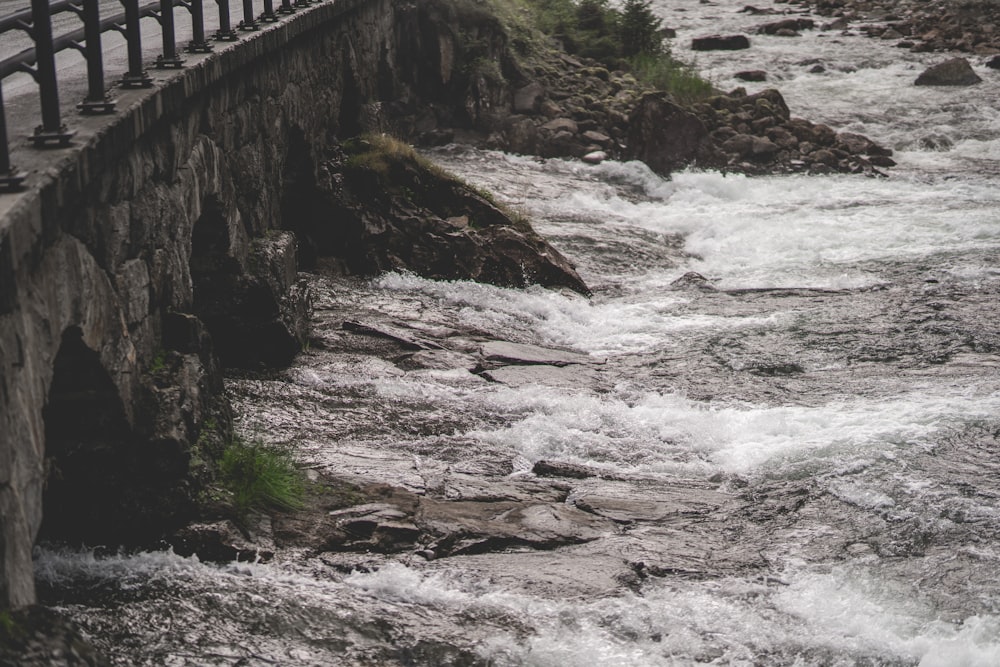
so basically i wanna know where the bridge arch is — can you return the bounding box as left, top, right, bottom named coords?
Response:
left=2, top=0, right=399, bottom=608
left=39, top=326, right=131, bottom=545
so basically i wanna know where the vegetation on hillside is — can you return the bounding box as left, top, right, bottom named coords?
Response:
left=492, top=0, right=713, bottom=102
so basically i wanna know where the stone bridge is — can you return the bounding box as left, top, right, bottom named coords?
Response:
left=0, top=0, right=463, bottom=608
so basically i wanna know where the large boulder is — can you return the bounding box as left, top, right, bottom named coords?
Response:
left=501, top=115, right=539, bottom=154
left=291, top=136, right=590, bottom=295
left=625, top=93, right=719, bottom=175
left=692, top=34, right=751, bottom=50
left=514, top=82, right=545, bottom=114
left=915, top=57, right=982, bottom=86
left=744, top=88, right=791, bottom=120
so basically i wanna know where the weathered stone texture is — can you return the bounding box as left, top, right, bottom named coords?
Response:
left=625, top=92, right=719, bottom=173
left=0, top=0, right=403, bottom=608
left=914, top=57, right=983, bottom=85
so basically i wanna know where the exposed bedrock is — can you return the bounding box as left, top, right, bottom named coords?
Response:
left=283, top=136, right=590, bottom=295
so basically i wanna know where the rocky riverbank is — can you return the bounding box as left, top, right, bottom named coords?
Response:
left=389, top=0, right=895, bottom=176
left=784, top=0, right=1000, bottom=56
left=284, top=135, right=590, bottom=295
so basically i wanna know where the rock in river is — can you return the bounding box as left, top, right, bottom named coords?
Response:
left=735, top=69, right=768, bottom=81
left=915, top=57, right=982, bottom=86
left=692, top=34, right=751, bottom=50
left=625, top=93, right=718, bottom=175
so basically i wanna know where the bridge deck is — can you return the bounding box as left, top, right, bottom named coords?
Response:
left=0, top=0, right=338, bottom=224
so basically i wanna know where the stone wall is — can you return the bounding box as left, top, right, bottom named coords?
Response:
left=0, top=0, right=400, bottom=608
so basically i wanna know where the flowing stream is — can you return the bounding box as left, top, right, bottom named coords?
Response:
left=34, top=0, right=1000, bottom=664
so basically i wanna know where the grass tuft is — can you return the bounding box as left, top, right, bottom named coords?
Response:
left=629, top=53, right=715, bottom=104
left=345, top=134, right=452, bottom=180
left=219, top=438, right=305, bottom=515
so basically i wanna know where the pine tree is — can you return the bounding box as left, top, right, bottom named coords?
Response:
left=619, top=0, right=663, bottom=57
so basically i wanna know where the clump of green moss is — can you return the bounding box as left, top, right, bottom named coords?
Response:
left=0, top=610, right=25, bottom=648
left=0, top=611, right=14, bottom=634
left=147, top=348, right=168, bottom=374
left=219, top=438, right=305, bottom=515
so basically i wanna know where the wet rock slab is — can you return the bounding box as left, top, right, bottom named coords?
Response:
left=479, top=340, right=598, bottom=366
left=333, top=317, right=611, bottom=388
left=170, top=520, right=275, bottom=563
left=479, top=364, right=605, bottom=388
left=268, top=468, right=766, bottom=599
left=271, top=476, right=613, bottom=559
left=394, top=349, right=479, bottom=372
left=342, top=320, right=446, bottom=350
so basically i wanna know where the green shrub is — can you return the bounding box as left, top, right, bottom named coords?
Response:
left=219, top=438, right=305, bottom=514
left=515, top=0, right=664, bottom=64
left=504, top=0, right=713, bottom=100
left=530, top=0, right=578, bottom=40
left=576, top=34, right=621, bottom=62
left=576, top=0, right=612, bottom=32
left=148, top=349, right=168, bottom=374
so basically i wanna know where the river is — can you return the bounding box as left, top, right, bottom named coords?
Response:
left=34, top=0, right=1000, bottom=664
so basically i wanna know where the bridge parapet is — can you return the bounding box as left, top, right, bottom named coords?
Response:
left=0, top=0, right=387, bottom=608
left=0, top=0, right=335, bottom=190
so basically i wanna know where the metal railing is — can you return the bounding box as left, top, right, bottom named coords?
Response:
left=0, top=0, right=320, bottom=192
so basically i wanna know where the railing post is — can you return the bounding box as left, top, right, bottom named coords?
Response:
left=0, top=89, right=29, bottom=191
left=77, top=0, right=116, bottom=113
left=238, top=0, right=258, bottom=30
left=29, top=0, right=75, bottom=146
left=214, top=0, right=238, bottom=40
left=118, top=0, right=153, bottom=87
left=155, top=0, right=185, bottom=68
left=276, top=0, right=295, bottom=15
left=259, top=0, right=278, bottom=23
left=293, top=0, right=308, bottom=10
left=183, top=0, right=213, bottom=53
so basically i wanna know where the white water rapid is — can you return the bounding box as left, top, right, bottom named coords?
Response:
left=35, top=0, right=1000, bottom=664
